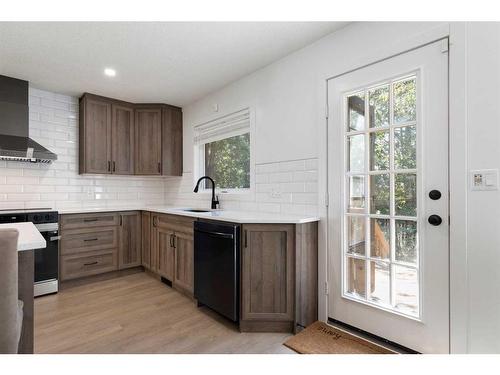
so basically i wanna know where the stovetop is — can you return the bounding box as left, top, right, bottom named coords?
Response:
left=0, top=207, right=53, bottom=213
left=0, top=208, right=58, bottom=224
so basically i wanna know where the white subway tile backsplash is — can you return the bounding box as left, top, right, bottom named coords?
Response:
left=279, top=160, right=305, bottom=172
left=164, top=157, right=319, bottom=216
left=1, top=87, right=319, bottom=215
left=269, top=172, right=293, bottom=183
left=291, top=192, right=318, bottom=205
left=0, top=87, right=168, bottom=210
left=0, top=185, right=23, bottom=193
left=293, top=170, right=318, bottom=182
left=6, top=176, right=39, bottom=185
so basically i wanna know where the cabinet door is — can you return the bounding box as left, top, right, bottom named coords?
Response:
left=81, top=97, right=112, bottom=174
left=141, top=211, right=151, bottom=270
left=157, top=227, right=175, bottom=280
left=112, top=104, right=135, bottom=174
left=173, top=230, right=194, bottom=294
left=241, top=224, right=295, bottom=321
left=118, top=212, right=142, bottom=269
left=161, top=107, right=183, bottom=176
left=135, top=107, right=162, bottom=175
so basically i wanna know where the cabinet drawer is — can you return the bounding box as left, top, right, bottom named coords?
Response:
left=60, top=249, right=118, bottom=281
left=60, top=227, right=118, bottom=255
left=60, top=212, right=119, bottom=230
left=155, top=213, right=195, bottom=234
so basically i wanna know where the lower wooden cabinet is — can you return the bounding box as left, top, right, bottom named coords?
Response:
left=118, top=212, right=142, bottom=269
left=60, top=211, right=142, bottom=281
left=157, top=226, right=175, bottom=280
left=240, top=222, right=318, bottom=333
left=59, top=211, right=318, bottom=334
left=141, top=211, right=152, bottom=270
left=240, top=224, right=295, bottom=331
left=149, top=213, right=195, bottom=296
left=61, top=249, right=118, bottom=281
left=173, top=228, right=194, bottom=294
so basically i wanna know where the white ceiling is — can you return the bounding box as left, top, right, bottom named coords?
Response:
left=0, top=22, right=348, bottom=106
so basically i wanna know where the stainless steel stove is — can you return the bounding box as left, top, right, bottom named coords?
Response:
left=0, top=208, right=59, bottom=297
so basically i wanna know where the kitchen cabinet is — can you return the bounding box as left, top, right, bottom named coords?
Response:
left=155, top=221, right=175, bottom=280
left=173, top=226, right=194, bottom=295
left=79, top=95, right=112, bottom=174
left=161, top=106, right=183, bottom=176
left=111, top=104, right=135, bottom=174
left=141, top=211, right=152, bottom=270
left=118, top=211, right=142, bottom=269
left=240, top=222, right=318, bottom=333
left=79, top=94, right=183, bottom=176
left=240, top=224, right=295, bottom=331
left=59, top=211, right=142, bottom=281
left=135, top=106, right=162, bottom=175
left=80, top=94, right=135, bottom=175
left=150, top=213, right=195, bottom=296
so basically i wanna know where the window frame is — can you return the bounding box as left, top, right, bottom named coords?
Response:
left=193, top=107, right=255, bottom=196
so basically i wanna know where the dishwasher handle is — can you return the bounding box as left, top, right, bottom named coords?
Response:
left=195, top=229, right=234, bottom=239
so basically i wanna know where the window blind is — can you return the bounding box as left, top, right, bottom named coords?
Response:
left=194, top=108, right=250, bottom=145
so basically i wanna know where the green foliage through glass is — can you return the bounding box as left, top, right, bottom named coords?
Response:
left=204, top=133, right=250, bottom=189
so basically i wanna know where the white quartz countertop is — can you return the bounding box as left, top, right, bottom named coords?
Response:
left=0, top=222, right=46, bottom=251
left=57, top=206, right=319, bottom=224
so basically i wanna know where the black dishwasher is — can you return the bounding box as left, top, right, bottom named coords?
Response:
left=194, top=220, right=240, bottom=322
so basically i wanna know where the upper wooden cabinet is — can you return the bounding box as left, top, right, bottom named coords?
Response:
left=135, top=106, right=162, bottom=175
left=79, top=93, right=182, bottom=176
left=79, top=96, right=112, bottom=174
left=162, top=106, right=183, bottom=176
left=112, top=104, right=135, bottom=175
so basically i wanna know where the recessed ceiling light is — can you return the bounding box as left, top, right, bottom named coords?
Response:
left=104, top=68, right=116, bottom=77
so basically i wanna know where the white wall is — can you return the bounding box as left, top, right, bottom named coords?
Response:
left=464, top=22, right=500, bottom=353
left=176, top=21, right=500, bottom=353
left=168, top=22, right=449, bottom=215
left=0, top=88, right=167, bottom=210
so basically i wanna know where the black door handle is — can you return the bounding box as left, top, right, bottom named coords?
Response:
left=428, top=215, right=442, bottom=226
left=429, top=190, right=441, bottom=200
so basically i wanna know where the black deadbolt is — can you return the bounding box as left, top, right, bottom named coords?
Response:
left=428, top=214, right=443, bottom=226
left=429, top=190, right=442, bottom=200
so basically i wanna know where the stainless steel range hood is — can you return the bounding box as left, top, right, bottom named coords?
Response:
left=0, top=75, right=57, bottom=163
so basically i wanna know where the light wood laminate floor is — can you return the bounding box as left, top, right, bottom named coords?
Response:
left=34, top=272, right=294, bottom=354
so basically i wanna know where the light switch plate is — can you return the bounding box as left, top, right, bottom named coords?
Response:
left=470, top=169, right=499, bottom=191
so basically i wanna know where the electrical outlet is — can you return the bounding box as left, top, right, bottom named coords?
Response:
left=270, top=188, right=281, bottom=198
left=471, top=169, right=499, bottom=191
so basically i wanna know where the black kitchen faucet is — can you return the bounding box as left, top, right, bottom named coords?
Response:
left=193, top=176, right=220, bottom=209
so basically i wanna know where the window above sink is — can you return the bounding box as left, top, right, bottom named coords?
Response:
left=193, top=108, right=255, bottom=195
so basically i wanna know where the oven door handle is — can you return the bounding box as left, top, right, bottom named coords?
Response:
left=49, top=235, right=61, bottom=241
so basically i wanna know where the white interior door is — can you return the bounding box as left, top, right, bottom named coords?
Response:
left=327, top=39, right=449, bottom=353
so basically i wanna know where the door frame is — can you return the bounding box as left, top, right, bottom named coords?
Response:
left=317, top=23, right=468, bottom=353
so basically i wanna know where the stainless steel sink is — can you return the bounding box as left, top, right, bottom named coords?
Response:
left=181, top=208, right=211, bottom=213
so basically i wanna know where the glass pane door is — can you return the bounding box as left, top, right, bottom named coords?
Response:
left=343, top=75, right=420, bottom=318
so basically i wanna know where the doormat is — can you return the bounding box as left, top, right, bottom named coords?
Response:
left=283, top=321, right=395, bottom=354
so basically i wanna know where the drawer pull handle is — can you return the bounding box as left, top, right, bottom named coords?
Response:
left=84, top=219, right=98, bottom=222
left=83, top=238, right=99, bottom=242
left=83, top=261, right=98, bottom=266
